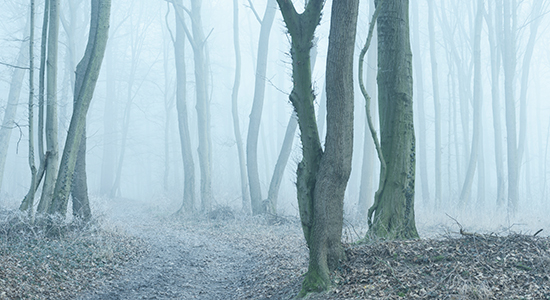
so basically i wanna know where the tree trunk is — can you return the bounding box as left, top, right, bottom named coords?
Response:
left=231, top=0, right=251, bottom=213
left=20, top=0, right=36, bottom=214
left=517, top=0, right=543, bottom=184
left=427, top=0, right=441, bottom=209
left=48, top=0, right=110, bottom=216
left=368, top=0, right=418, bottom=239
left=172, top=0, right=196, bottom=214
left=411, top=0, right=429, bottom=208
left=310, top=0, right=358, bottom=290
left=186, top=0, right=213, bottom=213
left=502, top=0, right=519, bottom=214
left=0, top=19, right=30, bottom=194
left=37, top=0, right=60, bottom=213
left=458, top=0, right=483, bottom=208
left=71, top=125, right=91, bottom=221
left=246, top=0, right=276, bottom=215
left=485, top=0, right=506, bottom=207
left=357, top=0, right=378, bottom=224
left=99, top=43, right=117, bottom=196
left=265, top=112, right=297, bottom=214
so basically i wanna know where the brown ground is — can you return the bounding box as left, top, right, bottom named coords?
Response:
left=1, top=201, right=549, bottom=300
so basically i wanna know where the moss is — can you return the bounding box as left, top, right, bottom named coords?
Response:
left=298, top=268, right=330, bottom=298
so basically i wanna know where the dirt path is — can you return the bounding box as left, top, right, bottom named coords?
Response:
left=77, top=201, right=307, bottom=300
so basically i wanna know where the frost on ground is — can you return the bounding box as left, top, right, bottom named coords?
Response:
left=1, top=198, right=550, bottom=300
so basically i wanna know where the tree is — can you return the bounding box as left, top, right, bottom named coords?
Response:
left=411, top=0, right=429, bottom=208
left=231, top=0, right=251, bottom=213
left=484, top=0, right=506, bottom=207
left=426, top=0, right=441, bottom=209
left=21, top=0, right=50, bottom=213
left=37, top=0, right=61, bottom=213
left=501, top=0, right=519, bottom=213
left=170, top=0, right=196, bottom=214
left=20, top=0, right=36, bottom=214
left=458, top=0, right=484, bottom=208
left=246, top=0, right=277, bottom=215
left=276, top=0, right=359, bottom=295
left=367, top=0, right=419, bottom=239
left=0, top=17, right=30, bottom=194
left=357, top=0, right=378, bottom=223
left=172, top=0, right=213, bottom=213
left=48, top=0, right=111, bottom=218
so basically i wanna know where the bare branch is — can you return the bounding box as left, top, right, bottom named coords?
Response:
left=246, top=0, right=262, bottom=24
left=0, top=61, right=29, bottom=70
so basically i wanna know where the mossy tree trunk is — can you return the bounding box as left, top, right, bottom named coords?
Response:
left=276, top=0, right=358, bottom=296
left=48, top=0, right=111, bottom=216
left=367, top=0, right=419, bottom=240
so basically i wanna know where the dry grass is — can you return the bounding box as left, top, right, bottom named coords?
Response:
left=0, top=209, right=146, bottom=300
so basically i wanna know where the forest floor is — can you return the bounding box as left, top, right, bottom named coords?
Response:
left=1, top=197, right=550, bottom=299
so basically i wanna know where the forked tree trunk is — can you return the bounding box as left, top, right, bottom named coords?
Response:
left=48, top=0, right=110, bottom=217
left=37, top=0, right=61, bottom=213
left=276, top=0, right=358, bottom=296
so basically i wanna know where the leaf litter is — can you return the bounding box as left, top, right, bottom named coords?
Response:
left=1, top=203, right=549, bottom=300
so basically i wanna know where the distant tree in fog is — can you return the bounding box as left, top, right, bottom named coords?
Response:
left=246, top=0, right=277, bottom=215
left=169, top=0, right=196, bottom=214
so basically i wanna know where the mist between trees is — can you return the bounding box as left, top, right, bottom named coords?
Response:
left=0, top=0, right=549, bottom=296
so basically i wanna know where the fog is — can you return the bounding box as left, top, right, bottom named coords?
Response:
left=1, top=0, right=549, bottom=235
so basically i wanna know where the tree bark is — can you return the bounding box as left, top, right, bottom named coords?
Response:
left=48, top=0, right=110, bottom=216
left=368, top=0, right=419, bottom=239
left=246, top=0, right=276, bottom=215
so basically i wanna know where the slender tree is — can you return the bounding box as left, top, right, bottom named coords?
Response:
left=484, top=0, right=506, bottom=207
left=231, top=0, right=251, bottom=213
left=246, top=0, right=277, bottom=215
left=411, top=0, right=429, bottom=208
left=458, top=0, right=483, bottom=208
left=20, top=0, right=36, bottom=214
left=170, top=0, right=196, bottom=214
left=0, top=18, right=30, bottom=194
left=37, top=0, right=61, bottom=213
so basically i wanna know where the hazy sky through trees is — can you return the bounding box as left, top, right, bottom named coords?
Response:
left=0, top=0, right=549, bottom=233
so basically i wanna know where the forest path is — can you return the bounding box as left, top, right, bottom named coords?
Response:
left=76, top=199, right=307, bottom=300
